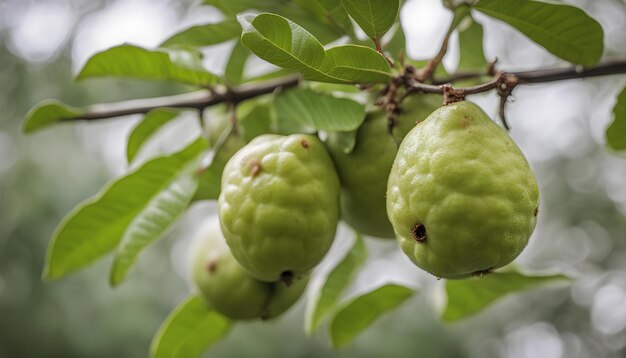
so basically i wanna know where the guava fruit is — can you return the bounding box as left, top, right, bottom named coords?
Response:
left=326, top=95, right=441, bottom=238
left=218, top=134, right=340, bottom=282
left=194, top=110, right=247, bottom=200
left=190, top=216, right=308, bottom=320
left=387, top=100, right=539, bottom=279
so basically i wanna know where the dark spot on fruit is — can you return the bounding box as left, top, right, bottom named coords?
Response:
left=472, top=267, right=493, bottom=277
left=534, top=207, right=539, bottom=217
left=280, top=271, right=294, bottom=287
left=300, top=138, right=309, bottom=148
left=411, top=224, right=427, bottom=243
left=206, top=259, right=218, bottom=273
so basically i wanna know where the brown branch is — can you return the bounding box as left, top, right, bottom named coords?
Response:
left=372, top=37, right=395, bottom=67
left=74, top=76, right=301, bottom=121
left=405, top=59, right=626, bottom=100
left=61, top=59, right=626, bottom=124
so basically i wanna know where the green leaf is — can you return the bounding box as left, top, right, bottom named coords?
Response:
left=443, top=271, right=569, bottom=322
left=237, top=101, right=273, bottom=142
left=161, top=20, right=241, bottom=48
left=341, top=0, right=400, bottom=40
left=320, top=45, right=391, bottom=83
left=275, top=88, right=366, bottom=133
left=77, top=45, right=219, bottom=86
left=474, top=0, right=604, bottom=66
left=151, top=295, right=231, bottom=358
left=109, top=143, right=205, bottom=285
left=238, top=13, right=341, bottom=83
left=22, top=99, right=85, bottom=133
left=239, top=13, right=389, bottom=83
left=224, top=41, right=250, bottom=85
left=296, top=0, right=354, bottom=36
left=43, top=138, right=207, bottom=280
left=329, top=284, right=414, bottom=348
left=204, top=0, right=288, bottom=15
left=305, top=233, right=366, bottom=335
left=194, top=123, right=245, bottom=201
left=458, top=18, right=487, bottom=71
left=126, top=108, right=183, bottom=163
left=606, top=85, right=626, bottom=152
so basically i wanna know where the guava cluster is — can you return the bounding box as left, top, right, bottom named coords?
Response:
left=189, top=97, right=539, bottom=320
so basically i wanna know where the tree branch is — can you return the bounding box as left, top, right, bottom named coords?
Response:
left=63, top=59, right=626, bottom=124
left=405, top=59, right=626, bottom=98
left=77, top=75, right=301, bottom=121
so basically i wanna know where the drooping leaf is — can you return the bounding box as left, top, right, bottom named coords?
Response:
left=43, top=138, right=207, bottom=280
left=474, top=0, right=604, bottom=66
left=224, top=41, right=250, bottom=85
left=306, top=233, right=366, bottom=335
left=275, top=88, right=366, bottom=133
left=77, top=45, right=219, bottom=86
left=109, top=149, right=204, bottom=284
left=457, top=18, right=487, bottom=71
left=320, top=45, right=391, bottom=83
left=238, top=13, right=390, bottom=84
left=606, top=85, right=626, bottom=152
left=151, top=295, right=231, bottom=358
left=341, top=0, right=400, bottom=40
left=22, top=99, right=85, bottom=133
left=443, top=271, right=569, bottom=322
left=161, top=20, right=241, bottom=48
left=126, top=108, right=183, bottom=163
left=329, top=283, right=415, bottom=348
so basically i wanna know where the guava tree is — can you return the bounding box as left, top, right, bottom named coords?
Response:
left=22, top=0, right=626, bottom=356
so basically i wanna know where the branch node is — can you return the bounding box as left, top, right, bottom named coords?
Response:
left=442, top=84, right=465, bottom=105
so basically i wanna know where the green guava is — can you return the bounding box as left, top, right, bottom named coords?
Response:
left=218, top=134, right=340, bottom=282
left=194, top=110, right=247, bottom=200
left=326, top=95, right=441, bottom=238
left=387, top=100, right=539, bottom=279
left=191, top=216, right=308, bottom=320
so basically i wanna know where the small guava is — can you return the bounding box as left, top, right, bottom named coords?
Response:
left=387, top=100, right=539, bottom=279
left=326, top=95, right=441, bottom=238
left=190, top=216, right=308, bottom=320
left=218, top=134, right=340, bottom=282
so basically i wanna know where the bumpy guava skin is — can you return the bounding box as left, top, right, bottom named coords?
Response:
left=387, top=101, right=539, bottom=279
left=326, top=95, right=441, bottom=238
left=191, top=217, right=307, bottom=320
left=218, top=134, right=340, bottom=282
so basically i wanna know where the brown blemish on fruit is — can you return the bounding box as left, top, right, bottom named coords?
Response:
left=472, top=267, right=493, bottom=278
left=280, top=271, right=294, bottom=287
left=300, top=138, right=309, bottom=148
left=249, top=160, right=261, bottom=177
left=534, top=207, right=539, bottom=217
left=411, top=224, right=427, bottom=243
left=206, top=259, right=218, bottom=273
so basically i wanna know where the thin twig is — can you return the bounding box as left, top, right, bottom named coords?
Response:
left=73, top=76, right=301, bottom=122
left=372, top=37, right=396, bottom=67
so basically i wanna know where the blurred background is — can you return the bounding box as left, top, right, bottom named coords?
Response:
left=1, top=0, right=626, bottom=357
